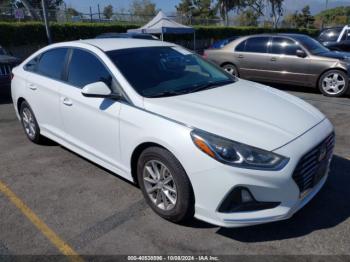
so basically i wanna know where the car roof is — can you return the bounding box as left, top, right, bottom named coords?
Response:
left=241, top=33, right=308, bottom=38
left=76, top=38, right=174, bottom=51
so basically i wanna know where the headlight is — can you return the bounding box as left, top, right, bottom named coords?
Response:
left=191, top=129, right=289, bottom=170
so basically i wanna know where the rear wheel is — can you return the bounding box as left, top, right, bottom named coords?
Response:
left=137, top=147, right=194, bottom=223
left=20, top=101, right=43, bottom=144
left=318, top=70, right=349, bottom=97
left=222, top=63, right=238, bottom=77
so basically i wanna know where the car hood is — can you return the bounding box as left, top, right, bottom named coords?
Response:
left=316, top=51, right=350, bottom=60
left=143, top=80, right=325, bottom=151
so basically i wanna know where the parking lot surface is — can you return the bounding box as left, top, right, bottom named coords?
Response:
left=0, top=86, right=350, bottom=256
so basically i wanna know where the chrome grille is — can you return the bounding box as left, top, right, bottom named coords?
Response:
left=0, top=64, right=11, bottom=76
left=292, top=133, right=335, bottom=193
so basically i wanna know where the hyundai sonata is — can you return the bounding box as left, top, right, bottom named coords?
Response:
left=11, top=39, right=334, bottom=227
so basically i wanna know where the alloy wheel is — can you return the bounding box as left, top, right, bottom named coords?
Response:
left=223, top=65, right=237, bottom=77
left=322, top=72, right=346, bottom=95
left=143, top=160, right=177, bottom=211
left=22, top=107, right=36, bottom=139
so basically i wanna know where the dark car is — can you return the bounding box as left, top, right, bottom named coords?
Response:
left=318, top=26, right=350, bottom=52
left=95, top=32, right=158, bottom=40
left=0, top=46, right=21, bottom=94
left=205, top=34, right=350, bottom=97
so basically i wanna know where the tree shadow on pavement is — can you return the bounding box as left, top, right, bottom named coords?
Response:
left=216, top=155, right=350, bottom=242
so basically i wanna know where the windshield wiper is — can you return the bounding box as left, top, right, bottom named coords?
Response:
left=147, top=90, right=189, bottom=98
left=190, top=79, right=234, bottom=93
left=146, top=79, right=235, bottom=98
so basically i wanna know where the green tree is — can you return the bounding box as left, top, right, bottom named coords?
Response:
left=217, top=0, right=245, bottom=26
left=244, top=0, right=265, bottom=16
left=268, top=0, right=284, bottom=28
left=175, top=0, right=193, bottom=16
left=176, top=0, right=217, bottom=19
left=314, top=6, right=350, bottom=28
left=297, top=5, right=315, bottom=28
left=281, top=13, right=297, bottom=28
left=235, top=8, right=259, bottom=26
left=130, top=0, right=158, bottom=17
left=103, top=4, right=114, bottom=19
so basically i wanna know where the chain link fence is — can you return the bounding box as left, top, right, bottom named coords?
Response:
left=0, top=5, right=238, bottom=26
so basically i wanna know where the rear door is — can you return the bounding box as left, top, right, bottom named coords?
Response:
left=23, top=48, right=68, bottom=136
left=269, top=37, right=311, bottom=86
left=236, top=36, right=274, bottom=81
left=58, top=48, right=122, bottom=167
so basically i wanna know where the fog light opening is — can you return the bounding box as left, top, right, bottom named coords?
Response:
left=241, top=188, right=254, bottom=203
left=218, top=186, right=280, bottom=213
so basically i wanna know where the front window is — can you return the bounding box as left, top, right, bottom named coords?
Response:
left=294, top=35, right=329, bottom=55
left=107, top=46, right=235, bottom=98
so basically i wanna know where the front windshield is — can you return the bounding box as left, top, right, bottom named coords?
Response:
left=294, top=35, right=329, bottom=55
left=107, top=46, right=235, bottom=98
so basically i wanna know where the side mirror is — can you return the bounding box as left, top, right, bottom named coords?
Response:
left=81, top=82, right=120, bottom=99
left=296, top=49, right=307, bottom=58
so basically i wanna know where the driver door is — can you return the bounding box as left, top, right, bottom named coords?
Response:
left=268, top=37, right=311, bottom=86
left=59, top=48, right=122, bottom=168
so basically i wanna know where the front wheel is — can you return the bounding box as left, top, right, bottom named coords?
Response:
left=137, top=147, right=194, bottom=223
left=222, top=63, right=238, bottom=77
left=318, top=70, right=349, bottom=97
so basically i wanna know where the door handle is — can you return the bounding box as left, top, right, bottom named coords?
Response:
left=271, top=57, right=277, bottom=61
left=62, top=97, right=73, bottom=106
left=28, top=83, right=37, bottom=90
left=238, top=54, right=244, bottom=59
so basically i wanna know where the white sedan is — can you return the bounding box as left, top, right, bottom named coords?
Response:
left=11, top=39, right=334, bottom=227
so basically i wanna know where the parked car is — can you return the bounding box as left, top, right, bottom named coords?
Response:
left=96, top=32, right=158, bottom=40
left=318, top=25, right=350, bottom=52
left=0, top=46, right=21, bottom=93
left=12, top=38, right=334, bottom=228
left=205, top=34, right=350, bottom=97
left=209, top=36, right=241, bottom=49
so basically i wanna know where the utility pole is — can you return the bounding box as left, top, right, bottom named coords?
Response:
left=98, top=4, right=101, bottom=21
left=41, top=0, right=52, bottom=44
left=89, top=6, right=93, bottom=22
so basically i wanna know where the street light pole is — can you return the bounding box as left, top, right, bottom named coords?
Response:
left=41, top=0, right=52, bottom=44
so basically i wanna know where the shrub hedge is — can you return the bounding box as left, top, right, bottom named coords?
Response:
left=0, top=22, right=319, bottom=47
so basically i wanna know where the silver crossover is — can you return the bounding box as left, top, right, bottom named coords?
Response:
left=205, top=34, right=350, bottom=97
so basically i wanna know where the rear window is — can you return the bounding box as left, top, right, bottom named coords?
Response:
left=31, top=48, right=68, bottom=80
left=244, top=37, right=269, bottom=53
left=319, top=28, right=342, bottom=42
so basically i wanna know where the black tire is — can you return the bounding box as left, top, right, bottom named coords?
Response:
left=137, top=146, right=194, bottom=223
left=222, top=63, right=239, bottom=77
left=318, top=70, right=349, bottom=97
left=20, top=101, right=43, bottom=144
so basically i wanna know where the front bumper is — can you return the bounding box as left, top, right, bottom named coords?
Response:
left=190, top=118, right=334, bottom=228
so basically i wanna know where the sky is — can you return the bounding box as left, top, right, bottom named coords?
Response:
left=63, top=0, right=349, bottom=15
left=63, top=0, right=179, bottom=14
